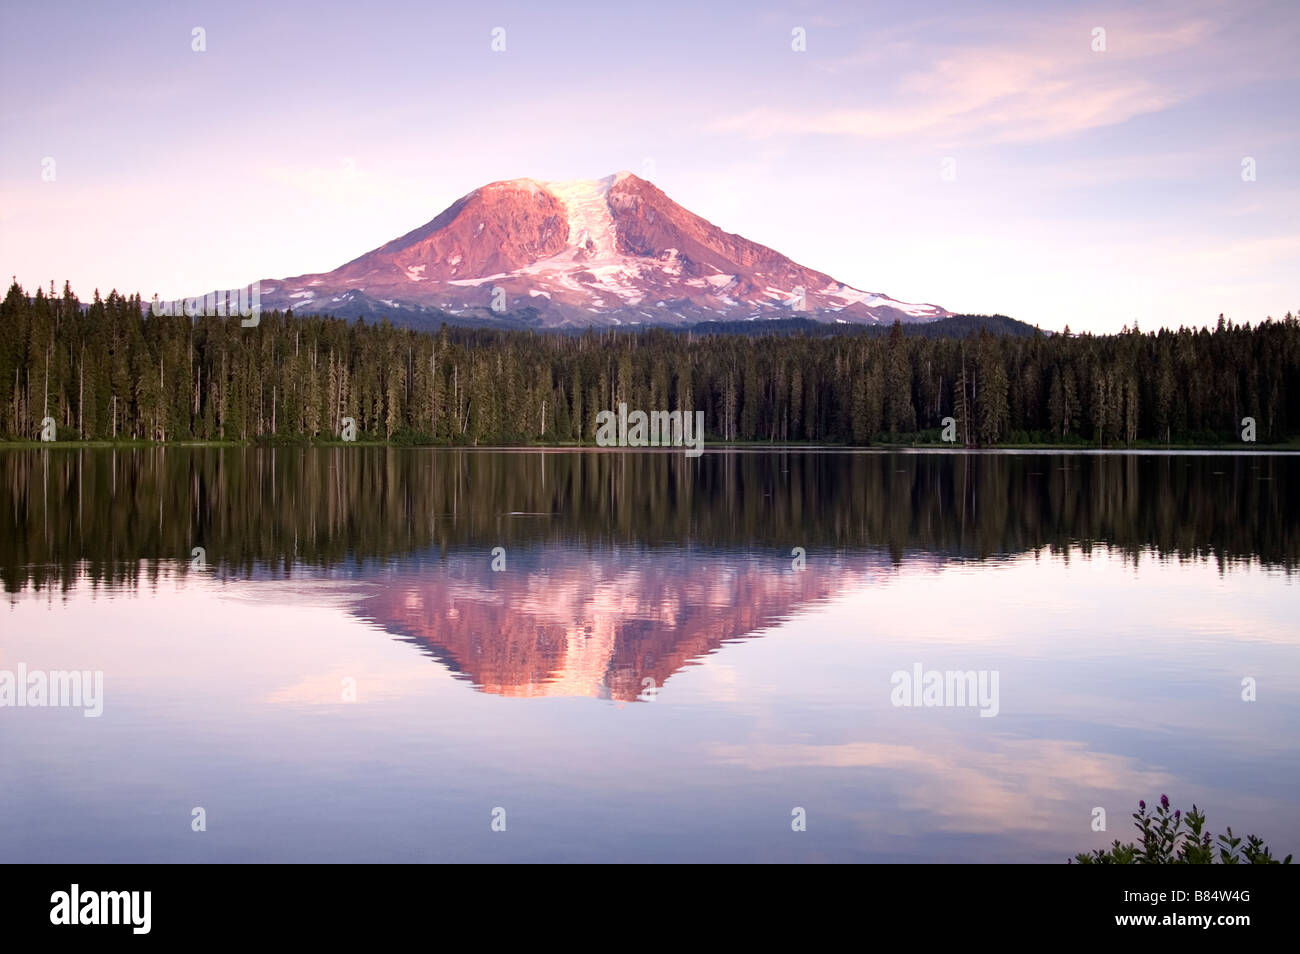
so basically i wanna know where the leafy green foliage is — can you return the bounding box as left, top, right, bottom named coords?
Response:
left=1073, top=796, right=1292, bottom=864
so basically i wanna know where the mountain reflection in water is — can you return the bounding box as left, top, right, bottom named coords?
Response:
left=3, top=448, right=1298, bottom=863
left=356, top=548, right=900, bottom=700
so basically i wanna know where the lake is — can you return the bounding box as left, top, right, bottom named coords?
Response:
left=1, top=447, right=1297, bottom=862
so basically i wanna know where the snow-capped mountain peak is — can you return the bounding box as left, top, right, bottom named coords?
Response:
left=256, top=173, right=948, bottom=327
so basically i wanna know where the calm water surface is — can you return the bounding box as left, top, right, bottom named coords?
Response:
left=2, top=448, right=1298, bottom=862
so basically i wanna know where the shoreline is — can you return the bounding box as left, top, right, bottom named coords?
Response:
left=3, top=440, right=1299, bottom=453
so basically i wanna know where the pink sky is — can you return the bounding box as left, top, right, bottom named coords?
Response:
left=1, top=0, right=1297, bottom=332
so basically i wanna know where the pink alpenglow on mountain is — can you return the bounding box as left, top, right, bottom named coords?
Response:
left=257, top=172, right=948, bottom=327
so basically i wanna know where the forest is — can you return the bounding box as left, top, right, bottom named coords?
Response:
left=5, top=449, right=1296, bottom=593
left=2, top=279, right=1298, bottom=446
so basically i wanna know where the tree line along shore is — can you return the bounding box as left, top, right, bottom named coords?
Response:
left=3, top=281, right=1298, bottom=448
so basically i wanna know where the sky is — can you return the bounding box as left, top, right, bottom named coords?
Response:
left=1, top=0, right=1297, bottom=333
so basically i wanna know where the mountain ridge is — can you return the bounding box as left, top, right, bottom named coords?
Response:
left=253, top=172, right=949, bottom=328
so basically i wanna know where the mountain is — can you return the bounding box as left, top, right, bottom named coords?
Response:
left=255, top=172, right=948, bottom=328
left=671, top=313, right=1040, bottom=338
left=356, top=549, right=902, bottom=700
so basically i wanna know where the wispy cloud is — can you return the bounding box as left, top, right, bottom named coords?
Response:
left=713, top=4, right=1287, bottom=147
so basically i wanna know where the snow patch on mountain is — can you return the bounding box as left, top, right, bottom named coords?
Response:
left=252, top=172, right=949, bottom=327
